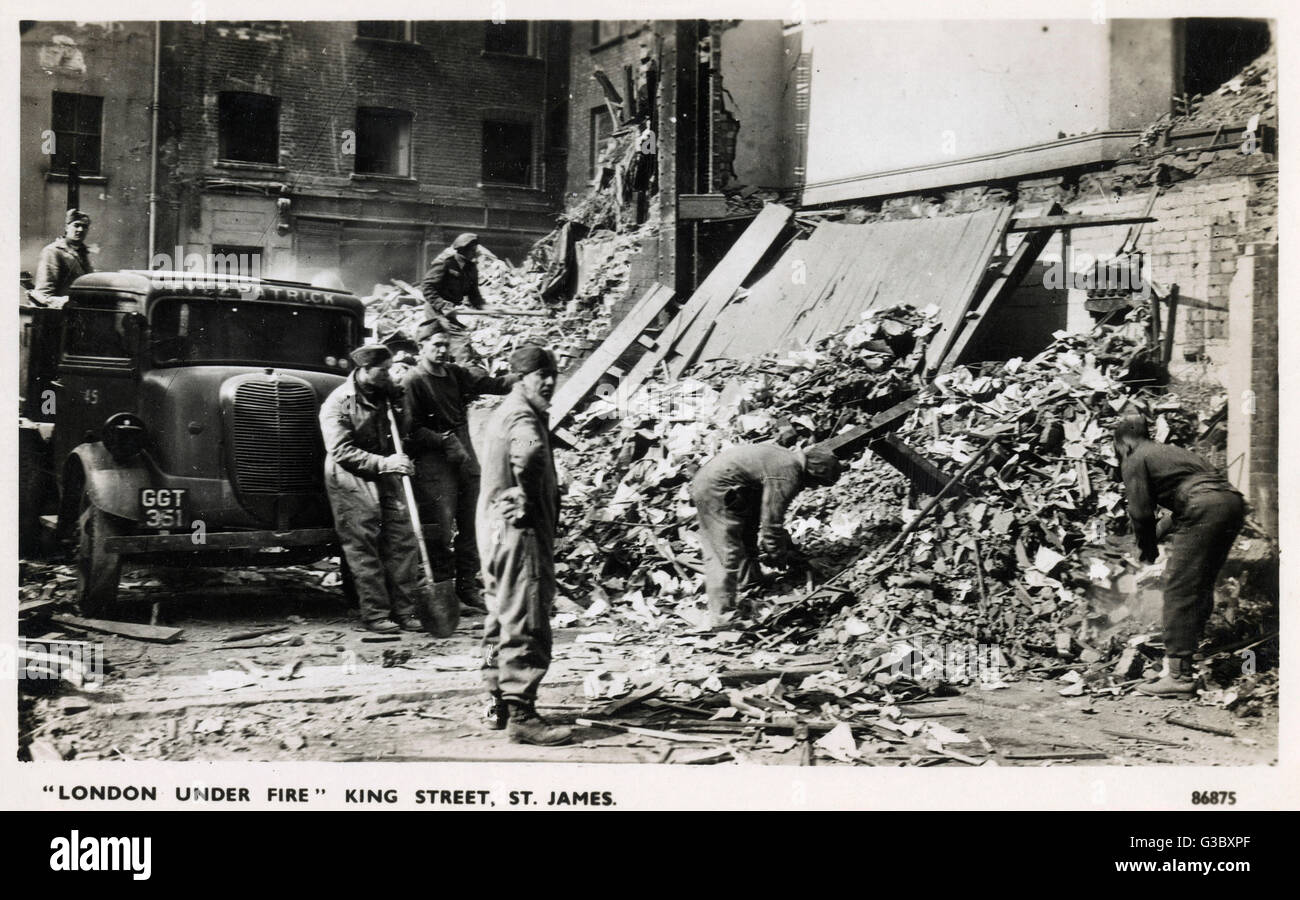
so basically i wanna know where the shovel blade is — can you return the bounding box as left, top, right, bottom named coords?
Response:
left=419, top=580, right=460, bottom=638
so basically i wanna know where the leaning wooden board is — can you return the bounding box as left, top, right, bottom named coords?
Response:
left=548, top=282, right=675, bottom=430
left=617, top=203, right=793, bottom=399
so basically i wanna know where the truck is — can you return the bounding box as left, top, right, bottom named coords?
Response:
left=19, top=270, right=366, bottom=616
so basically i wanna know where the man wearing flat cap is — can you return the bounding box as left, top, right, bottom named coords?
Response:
left=691, top=443, right=844, bottom=627
left=404, top=319, right=518, bottom=614
left=319, top=343, right=426, bottom=634
left=420, top=232, right=485, bottom=330
left=477, top=343, right=570, bottom=745
left=32, top=208, right=93, bottom=304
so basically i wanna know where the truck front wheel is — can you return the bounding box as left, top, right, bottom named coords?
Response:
left=77, top=500, right=123, bottom=618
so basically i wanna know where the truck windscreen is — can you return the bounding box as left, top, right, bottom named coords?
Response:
left=149, top=297, right=358, bottom=371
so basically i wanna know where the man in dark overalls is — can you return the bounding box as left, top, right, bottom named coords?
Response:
left=319, top=344, right=425, bottom=634
left=477, top=345, right=569, bottom=745
left=1114, top=414, right=1245, bottom=697
left=403, top=320, right=517, bottom=613
left=691, top=444, right=843, bottom=627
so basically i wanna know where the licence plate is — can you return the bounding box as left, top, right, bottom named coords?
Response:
left=139, top=488, right=188, bottom=529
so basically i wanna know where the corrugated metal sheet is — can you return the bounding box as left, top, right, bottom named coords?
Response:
left=691, top=207, right=1012, bottom=367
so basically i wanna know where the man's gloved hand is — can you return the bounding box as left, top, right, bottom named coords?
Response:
left=441, top=432, right=470, bottom=467
left=758, top=532, right=791, bottom=567
left=378, top=453, right=414, bottom=476
left=493, top=486, right=529, bottom=526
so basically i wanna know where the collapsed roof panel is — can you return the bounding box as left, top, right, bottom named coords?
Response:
left=690, top=206, right=1014, bottom=369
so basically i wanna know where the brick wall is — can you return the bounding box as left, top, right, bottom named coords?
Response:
left=565, top=21, right=654, bottom=199
left=156, top=20, right=569, bottom=274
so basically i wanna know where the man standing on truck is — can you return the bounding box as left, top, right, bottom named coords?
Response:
left=404, top=320, right=518, bottom=614
left=319, top=344, right=426, bottom=634
left=31, top=209, right=93, bottom=305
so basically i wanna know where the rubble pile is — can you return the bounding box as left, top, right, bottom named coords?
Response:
left=552, top=305, right=942, bottom=627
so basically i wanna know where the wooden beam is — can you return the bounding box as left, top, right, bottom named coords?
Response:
left=678, top=193, right=730, bottom=220
left=940, top=202, right=1064, bottom=372
left=870, top=433, right=970, bottom=498
left=924, top=205, right=1016, bottom=371
left=618, top=204, right=793, bottom=398
left=50, top=614, right=183, bottom=644
left=547, top=283, right=675, bottom=430
left=1009, top=213, right=1155, bottom=232
left=817, top=394, right=920, bottom=458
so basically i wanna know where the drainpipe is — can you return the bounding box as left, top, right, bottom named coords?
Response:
left=147, top=20, right=160, bottom=263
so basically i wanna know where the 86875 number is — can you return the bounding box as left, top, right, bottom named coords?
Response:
left=1191, top=791, right=1236, bottom=805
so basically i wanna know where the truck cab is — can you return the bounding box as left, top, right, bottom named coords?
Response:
left=20, top=270, right=366, bottom=615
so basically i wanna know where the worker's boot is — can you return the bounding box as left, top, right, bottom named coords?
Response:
left=1137, top=655, right=1197, bottom=698
left=483, top=691, right=508, bottom=731
left=505, top=701, right=572, bottom=746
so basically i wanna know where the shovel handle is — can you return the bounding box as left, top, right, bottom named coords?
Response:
left=387, top=403, right=436, bottom=588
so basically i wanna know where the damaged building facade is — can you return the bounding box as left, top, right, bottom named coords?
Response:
left=21, top=21, right=571, bottom=295
left=566, top=17, right=1277, bottom=535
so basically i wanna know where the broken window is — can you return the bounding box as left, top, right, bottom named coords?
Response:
left=591, top=21, right=622, bottom=46
left=1181, top=18, right=1271, bottom=96
left=482, top=120, right=534, bottom=186
left=357, top=21, right=413, bottom=42
left=485, top=21, right=534, bottom=56
left=51, top=92, right=103, bottom=175
left=218, top=92, right=279, bottom=165
left=354, top=107, right=413, bottom=177
left=590, top=106, right=613, bottom=181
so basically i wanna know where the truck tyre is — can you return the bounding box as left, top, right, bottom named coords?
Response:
left=77, top=500, right=123, bottom=618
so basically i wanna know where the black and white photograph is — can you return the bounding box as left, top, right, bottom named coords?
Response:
left=5, top=1, right=1294, bottom=820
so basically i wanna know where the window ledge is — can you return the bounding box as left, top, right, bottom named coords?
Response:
left=480, top=50, right=543, bottom=62
left=478, top=182, right=544, bottom=193
left=214, top=160, right=287, bottom=174
left=354, top=36, right=427, bottom=51
left=46, top=172, right=107, bottom=185
left=350, top=172, right=417, bottom=184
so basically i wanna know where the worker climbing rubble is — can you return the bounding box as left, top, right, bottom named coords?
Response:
left=690, top=443, right=844, bottom=628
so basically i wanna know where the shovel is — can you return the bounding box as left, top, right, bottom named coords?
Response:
left=387, top=403, right=459, bottom=638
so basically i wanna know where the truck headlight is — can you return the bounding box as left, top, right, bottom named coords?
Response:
left=102, top=412, right=147, bottom=462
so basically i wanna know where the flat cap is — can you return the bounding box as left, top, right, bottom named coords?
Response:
left=349, top=344, right=393, bottom=368
left=509, top=344, right=557, bottom=376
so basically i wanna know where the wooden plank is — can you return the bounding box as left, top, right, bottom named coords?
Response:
left=50, top=613, right=183, bottom=644
left=818, top=394, right=920, bottom=457
left=869, top=433, right=970, bottom=498
left=620, top=204, right=792, bottom=396
left=547, top=283, right=676, bottom=430
left=940, top=202, right=1064, bottom=372
left=678, top=193, right=730, bottom=220
left=1009, top=213, right=1155, bottom=231
left=924, top=205, right=1016, bottom=371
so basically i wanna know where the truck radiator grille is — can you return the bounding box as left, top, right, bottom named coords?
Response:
left=231, top=380, right=320, bottom=494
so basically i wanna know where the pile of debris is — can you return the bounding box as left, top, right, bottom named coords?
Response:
left=553, top=296, right=1276, bottom=695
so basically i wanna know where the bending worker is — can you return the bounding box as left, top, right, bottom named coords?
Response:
left=691, top=443, right=843, bottom=627
left=1113, top=413, right=1245, bottom=697
left=477, top=344, right=570, bottom=745
left=403, top=320, right=517, bottom=613
left=319, top=344, right=426, bottom=634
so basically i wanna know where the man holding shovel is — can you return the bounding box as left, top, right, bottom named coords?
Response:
left=319, top=344, right=430, bottom=634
